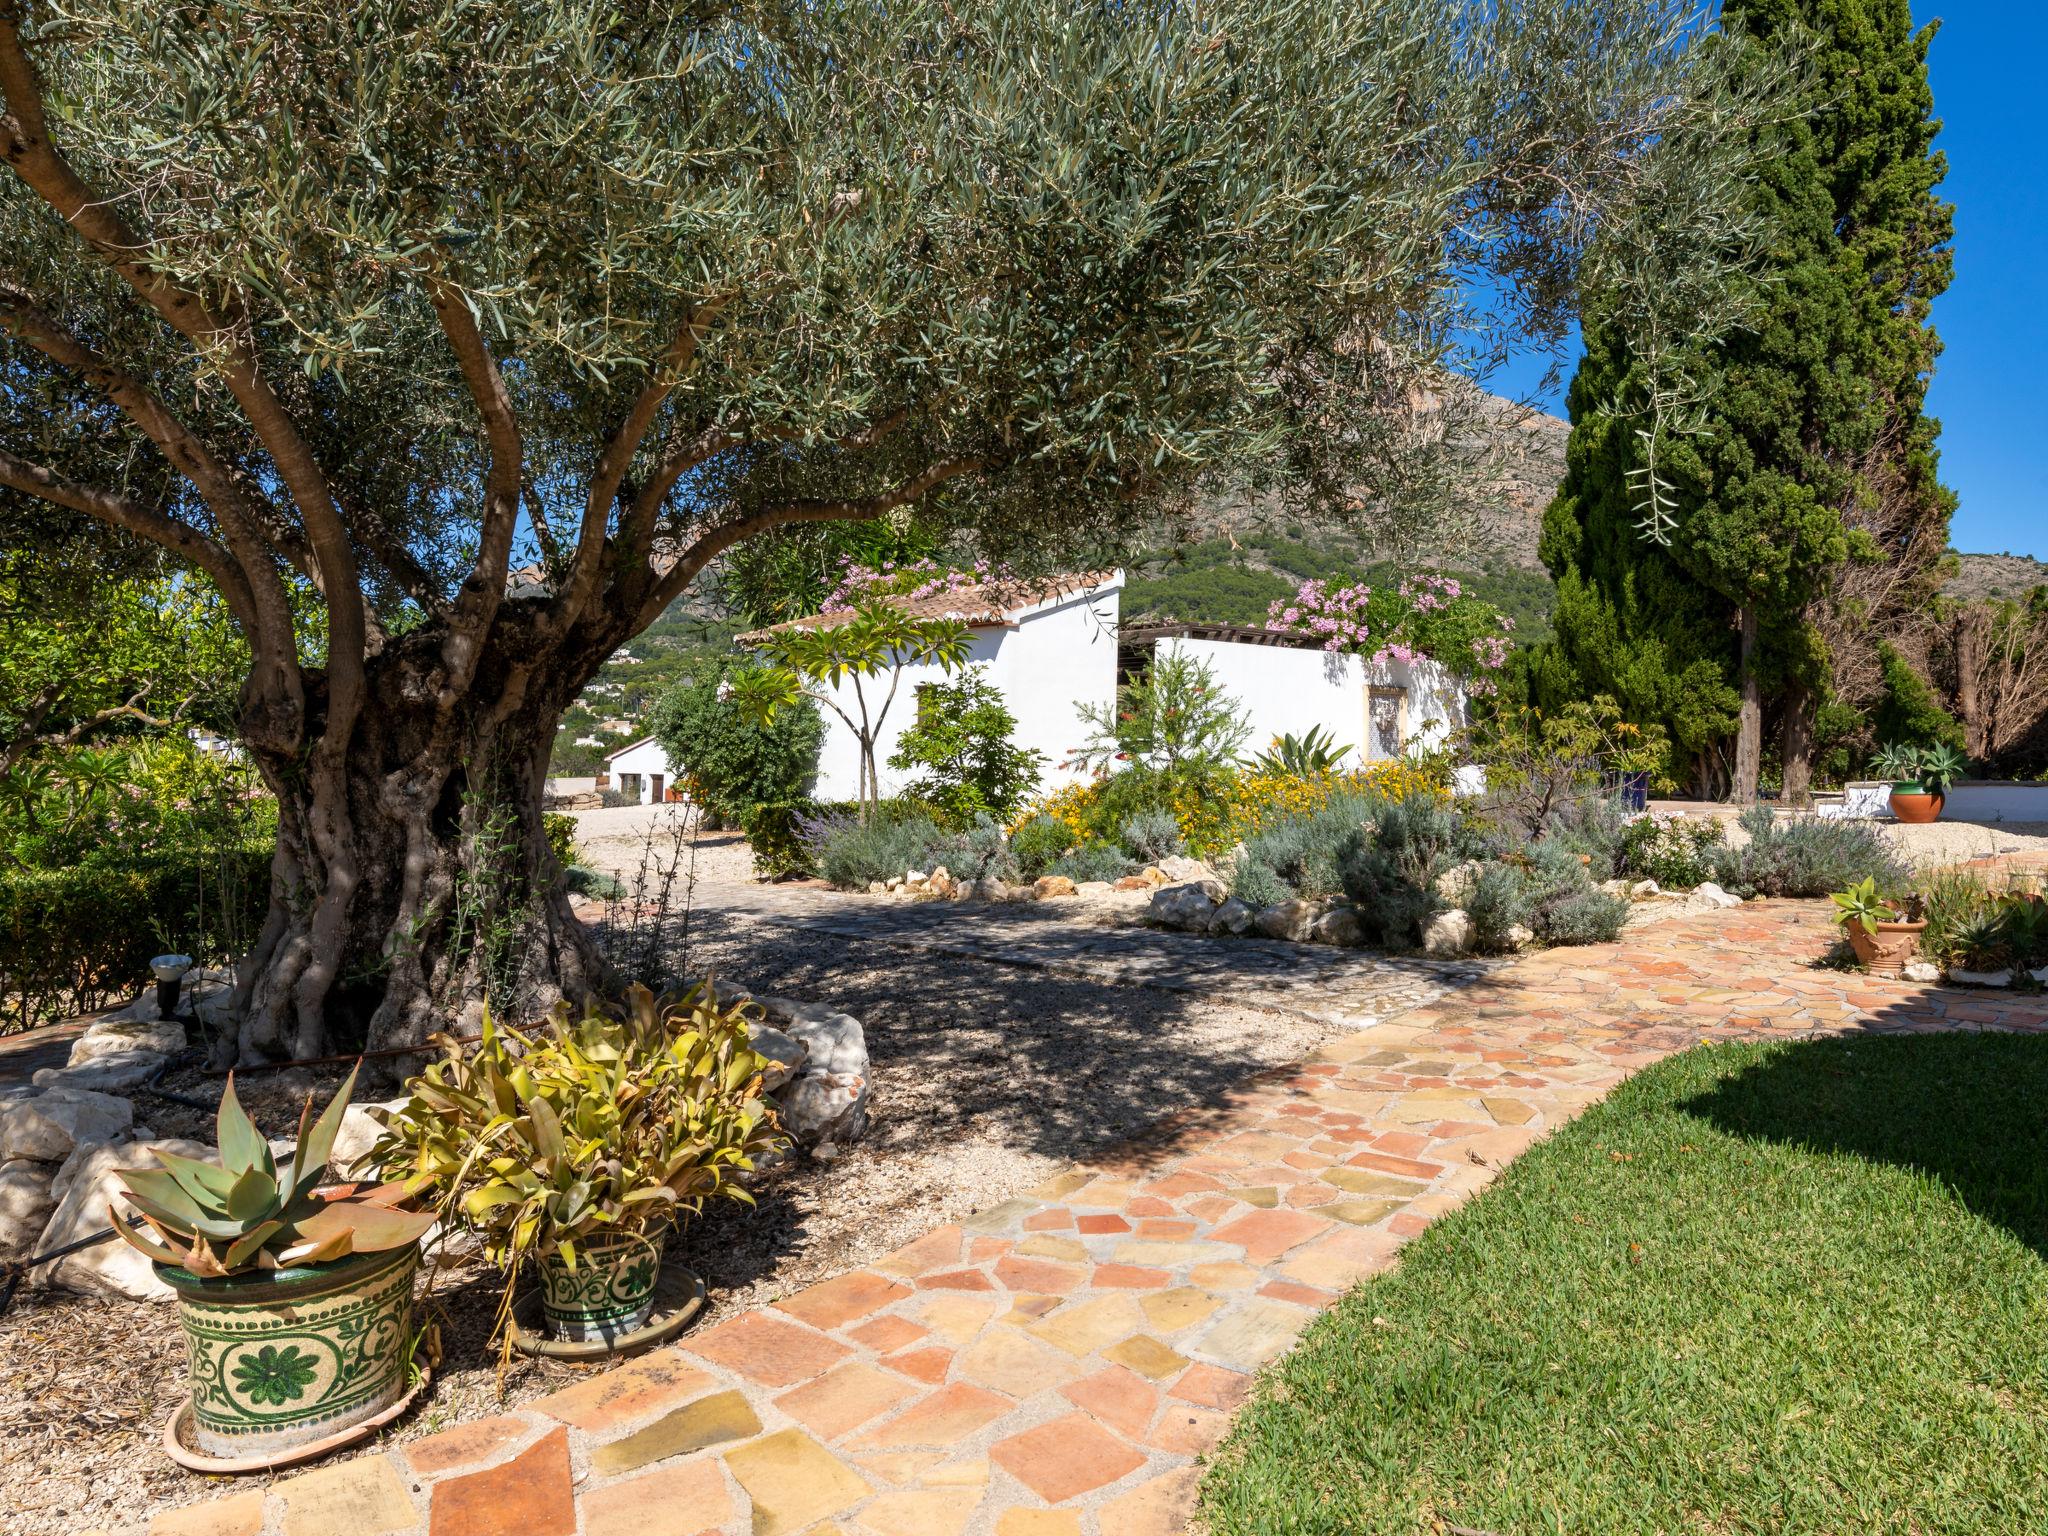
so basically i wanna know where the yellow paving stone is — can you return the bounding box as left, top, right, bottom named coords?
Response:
left=589, top=1388, right=763, bottom=1476
left=275, top=1453, right=416, bottom=1536
left=1110, top=1240, right=1231, bottom=1267
left=1225, top=1186, right=1279, bottom=1208
left=1026, top=1294, right=1144, bottom=1357
left=914, top=1290, right=1004, bottom=1344
left=1003, top=1293, right=1066, bottom=1324
left=723, top=1429, right=871, bottom=1536
left=857, top=1489, right=980, bottom=1536
left=1103, top=1333, right=1189, bottom=1380
left=857, top=1452, right=945, bottom=1486
left=956, top=1328, right=1081, bottom=1397
left=1323, top=1198, right=1405, bottom=1227
left=1013, top=1235, right=1089, bottom=1262
left=1483, top=1096, right=1538, bottom=1125
left=924, top=1458, right=990, bottom=1488
left=1319, top=1167, right=1427, bottom=1198
left=1189, top=1260, right=1260, bottom=1291
left=1139, top=1286, right=1221, bottom=1334
left=1028, top=1170, right=1093, bottom=1201
left=1280, top=1235, right=1399, bottom=1291
left=1066, top=1176, right=1139, bottom=1207
left=995, top=1513, right=1082, bottom=1536
left=150, top=1492, right=264, bottom=1536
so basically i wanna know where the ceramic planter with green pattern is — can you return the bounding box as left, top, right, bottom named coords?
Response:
left=538, top=1230, right=664, bottom=1341
left=159, top=1242, right=421, bottom=1457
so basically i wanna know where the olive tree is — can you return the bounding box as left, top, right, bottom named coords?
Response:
left=1, top=0, right=1789, bottom=1059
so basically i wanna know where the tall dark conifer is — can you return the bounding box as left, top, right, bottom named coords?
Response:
left=1534, top=0, right=1953, bottom=799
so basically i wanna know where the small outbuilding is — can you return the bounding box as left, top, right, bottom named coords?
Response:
left=603, top=735, right=683, bottom=805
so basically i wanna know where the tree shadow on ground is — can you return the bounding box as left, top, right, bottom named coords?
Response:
left=1677, top=1026, right=2048, bottom=1259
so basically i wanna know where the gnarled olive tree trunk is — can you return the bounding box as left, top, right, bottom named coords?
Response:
left=226, top=608, right=618, bottom=1065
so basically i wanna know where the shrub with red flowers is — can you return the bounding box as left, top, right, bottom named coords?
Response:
left=1264, top=574, right=1515, bottom=690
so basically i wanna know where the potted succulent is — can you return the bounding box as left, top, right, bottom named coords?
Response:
left=1947, top=907, right=2016, bottom=987
left=113, top=1066, right=436, bottom=1461
left=375, top=982, right=784, bottom=1349
left=1874, top=742, right=1965, bottom=824
left=1830, top=877, right=1926, bottom=976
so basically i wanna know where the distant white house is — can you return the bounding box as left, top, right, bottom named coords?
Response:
left=739, top=571, right=1124, bottom=803
left=1121, top=622, right=1468, bottom=767
left=604, top=735, right=681, bottom=805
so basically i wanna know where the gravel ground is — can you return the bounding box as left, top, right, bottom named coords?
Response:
left=2, top=829, right=1361, bottom=1535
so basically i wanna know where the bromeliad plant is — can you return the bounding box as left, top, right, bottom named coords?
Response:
left=373, top=982, right=784, bottom=1325
left=113, top=1065, right=433, bottom=1276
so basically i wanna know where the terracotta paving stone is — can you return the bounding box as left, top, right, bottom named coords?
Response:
left=149, top=1492, right=264, bottom=1536
left=591, top=1388, right=764, bottom=1476
left=776, top=1363, right=922, bottom=1441
left=852, top=1382, right=1015, bottom=1449
left=851, top=1313, right=929, bottom=1353
left=1100, top=1466, right=1205, bottom=1535
left=1346, top=1148, right=1448, bottom=1180
left=1149, top=1401, right=1232, bottom=1454
left=277, top=1455, right=417, bottom=1536
left=429, top=1426, right=575, bottom=1536
left=777, top=1269, right=913, bottom=1330
left=955, top=1326, right=1083, bottom=1397
left=1073, top=1213, right=1129, bottom=1235
left=1022, top=1207, right=1075, bottom=1231
left=1123, top=1194, right=1177, bottom=1217
left=875, top=1223, right=965, bottom=1278
left=1004, top=1293, right=1067, bottom=1322
left=1132, top=1217, right=1198, bottom=1239
left=1261, top=1278, right=1332, bottom=1306
left=1206, top=1207, right=1332, bottom=1264
left=1170, top=1361, right=1252, bottom=1410
left=723, top=1428, right=871, bottom=1536
left=1060, top=1364, right=1162, bottom=1440
left=914, top=1291, right=1003, bottom=1342
left=919, top=1267, right=998, bottom=1291
left=883, top=1346, right=955, bottom=1384
left=1195, top=1299, right=1311, bottom=1370
left=580, top=1457, right=732, bottom=1536
left=535, top=1349, right=717, bottom=1432
left=683, top=1310, right=853, bottom=1387
left=994, top=1253, right=1086, bottom=1293
left=1090, top=1262, right=1170, bottom=1288
left=401, top=1413, right=533, bottom=1477
left=989, top=1412, right=1148, bottom=1503
left=855, top=1488, right=981, bottom=1536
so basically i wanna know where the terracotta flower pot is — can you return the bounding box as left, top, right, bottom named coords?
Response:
left=1888, top=785, right=1943, bottom=824
left=158, top=1243, right=419, bottom=1459
left=1846, top=918, right=1926, bottom=977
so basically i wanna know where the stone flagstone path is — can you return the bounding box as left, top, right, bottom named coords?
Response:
left=97, top=897, right=2048, bottom=1536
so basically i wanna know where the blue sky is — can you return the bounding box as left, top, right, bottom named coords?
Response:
left=1492, top=2, right=2043, bottom=561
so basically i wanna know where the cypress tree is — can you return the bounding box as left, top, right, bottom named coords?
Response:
left=1534, top=0, right=1953, bottom=799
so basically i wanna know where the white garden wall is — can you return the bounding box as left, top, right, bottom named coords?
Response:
left=1156, top=637, right=1466, bottom=768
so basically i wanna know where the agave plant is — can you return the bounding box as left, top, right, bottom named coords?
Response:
left=1951, top=908, right=2014, bottom=973
left=1914, top=743, right=1969, bottom=795
left=1252, top=726, right=1351, bottom=776
left=373, top=982, right=783, bottom=1284
left=113, top=1065, right=434, bottom=1277
left=1868, top=742, right=1924, bottom=783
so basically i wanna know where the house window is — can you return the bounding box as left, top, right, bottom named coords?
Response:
left=1367, top=687, right=1408, bottom=759
left=618, top=772, right=641, bottom=798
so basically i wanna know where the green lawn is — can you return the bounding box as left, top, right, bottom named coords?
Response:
left=1202, top=1034, right=2048, bottom=1535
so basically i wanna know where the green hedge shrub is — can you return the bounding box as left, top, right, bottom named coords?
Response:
left=1, top=844, right=272, bottom=1033
left=649, top=656, right=823, bottom=823
left=542, top=812, right=579, bottom=870
left=740, top=798, right=820, bottom=880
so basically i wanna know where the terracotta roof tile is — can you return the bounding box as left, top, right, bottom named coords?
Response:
left=737, top=570, right=1119, bottom=643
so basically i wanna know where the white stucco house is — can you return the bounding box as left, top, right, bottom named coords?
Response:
left=603, top=734, right=682, bottom=805
left=739, top=571, right=1124, bottom=803
left=1122, top=622, right=1469, bottom=767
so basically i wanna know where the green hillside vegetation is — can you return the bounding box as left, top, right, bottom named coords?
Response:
left=550, top=605, right=739, bottom=775
left=1121, top=531, right=1558, bottom=642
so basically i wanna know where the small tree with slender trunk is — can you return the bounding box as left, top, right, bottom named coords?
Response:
left=1, top=0, right=1792, bottom=1059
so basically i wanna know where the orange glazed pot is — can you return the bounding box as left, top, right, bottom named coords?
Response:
left=1888, top=785, right=1943, bottom=824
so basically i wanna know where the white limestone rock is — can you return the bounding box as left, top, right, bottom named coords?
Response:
left=0, top=1159, right=59, bottom=1261
left=68, top=1016, right=187, bottom=1066
left=1207, top=897, right=1257, bottom=937
left=1692, top=881, right=1742, bottom=910
left=1506, top=923, right=1537, bottom=951
left=1902, top=961, right=1941, bottom=983
left=32, top=1137, right=212, bottom=1300
left=1630, top=879, right=1662, bottom=899
left=327, top=1099, right=409, bottom=1179
left=1309, top=907, right=1367, bottom=947
left=746, top=1024, right=809, bottom=1091
left=0, top=1085, right=134, bottom=1163
left=1150, top=881, right=1225, bottom=932
left=1434, top=860, right=1484, bottom=905
left=1255, top=899, right=1321, bottom=943
left=777, top=1071, right=870, bottom=1147
left=1157, top=855, right=1215, bottom=885
left=1423, top=908, right=1474, bottom=957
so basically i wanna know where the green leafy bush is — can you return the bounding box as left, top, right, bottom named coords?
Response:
left=1229, top=792, right=1376, bottom=904
left=739, top=798, right=821, bottom=880
left=1, top=843, right=272, bottom=1032
left=1711, top=807, right=1908, bottom=899
left=1464, top=862, right=1534, bottom=952
left=1618, top=813, right=1724, bottom=889
left=1339, top=792, right=1472, bottom=945
left=542, top=812, right=579, bottom=870
left=1070, top=651, right=1250, bottom=774
left=1120, top=810, right=1185, bottom=865
left=888, top=668, right=1044, bottom=827
left=649, top=657, right=823, bottom=824
left=1872, top=641, right=1966, bottom=754
left=1008, top=814, right=1077, bottom=881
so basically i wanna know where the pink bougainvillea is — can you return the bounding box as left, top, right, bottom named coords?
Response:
left=1263, top=573, right=1515, bottom=691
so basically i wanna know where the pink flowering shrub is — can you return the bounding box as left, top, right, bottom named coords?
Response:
left=1264, top=573, right=1515, bottom=690
left=823, top=556, right=1000, bottom=609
